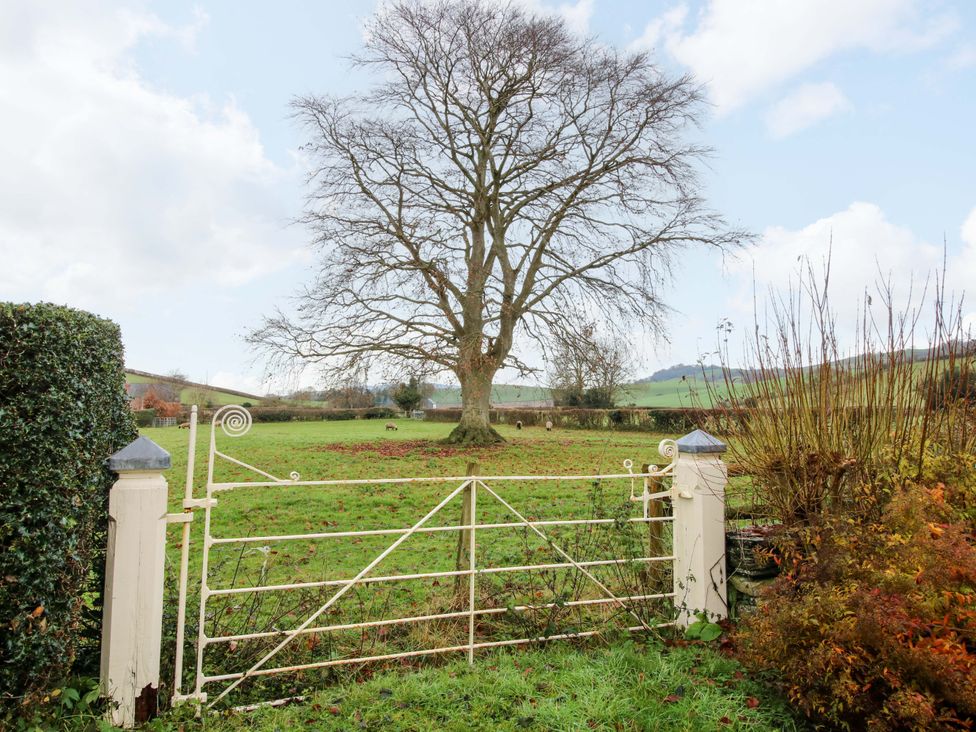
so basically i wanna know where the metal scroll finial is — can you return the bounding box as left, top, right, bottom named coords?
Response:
left=213, top=405, right=252, bottom=438
left=208, top=405, right=301, bottom=483
left=657, top=438, right=677, bottom=463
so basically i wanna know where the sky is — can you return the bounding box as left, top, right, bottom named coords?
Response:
left=1, top=0, right=974, bottom=394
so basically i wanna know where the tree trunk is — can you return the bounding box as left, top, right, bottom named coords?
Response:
left=445, top=366, right=504, bottom=446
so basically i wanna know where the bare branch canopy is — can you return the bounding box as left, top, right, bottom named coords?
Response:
left=250, top=0, right=745, bottom=443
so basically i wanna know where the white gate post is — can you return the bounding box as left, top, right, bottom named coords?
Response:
left=671, top=429, right=728, bottom=626
left=100, top=436, right=171, bottom=728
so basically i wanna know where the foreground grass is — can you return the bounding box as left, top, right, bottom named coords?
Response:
left=147, top=642, right=802, bottom=731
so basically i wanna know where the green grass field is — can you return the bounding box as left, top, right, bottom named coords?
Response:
left=431, top=384, right=552, bottom=406
left=126, top=371, right=263, bottom=406
left=617, top=377, right=729, bottom=408
left=430, top=376, right=729, bottom=408
left=149, top=643, right=801, bottom=732
left=134, top=419, right=800, bottom=730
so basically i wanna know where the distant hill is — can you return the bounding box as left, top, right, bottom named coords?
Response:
left=125, top=369, right=265, bottom=406
left=636, top=363, right=755, bottom=384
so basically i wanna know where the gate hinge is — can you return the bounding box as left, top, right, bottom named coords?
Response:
left=166, top=513, right=193, bottom=524
left=183, top=497, right=217, bottom=510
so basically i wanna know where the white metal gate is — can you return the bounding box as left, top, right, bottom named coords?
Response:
left=170, top=405, right=686, bottom=709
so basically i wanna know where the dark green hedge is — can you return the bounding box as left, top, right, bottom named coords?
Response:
left=134, top=408, right=157, bottom=427
left=0, top=303, right=137, bottom=710
left=422, top=407, right=741, bottom=433
left=195, top=406, right=398, bottom=423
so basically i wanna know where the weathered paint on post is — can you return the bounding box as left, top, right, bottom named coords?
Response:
left=671, top=429, right=728, bottom=626
left=100, top=437, right=171, bottom=728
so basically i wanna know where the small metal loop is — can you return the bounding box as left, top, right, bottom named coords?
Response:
left=622, top=459, right=637, bottom=501
left=289, top=471, right=301, bottom=482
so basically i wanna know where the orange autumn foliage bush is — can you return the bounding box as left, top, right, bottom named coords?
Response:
left=142, top=388, right=182, bottom=418
left=736, top=486, right=976, bottom=730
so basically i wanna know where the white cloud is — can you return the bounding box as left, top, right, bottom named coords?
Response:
left=628, top=5, right=687, bottom=53
left=963, top=207, right=976, bottom=249
left=727, top=203, right=945, bottom=346
left=0, top=3, right=303, bottom=311
left=735, top=202, right=942, bottom=294
left=726, top=202, right=976, bottom=349
left=210, top=371, right=270, bottom=397
left=960, top=207, right=976, bottom=328
left=944, top=44, right=976, bottom=72
left=952, top=206, right=976, bottom=337
left=512, top=0, right=594, bottom=35
left=765, top=82, right=851, bottom=138
left=650, top=0, right=956, bottom=113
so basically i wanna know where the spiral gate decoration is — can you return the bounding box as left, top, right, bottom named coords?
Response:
left=657, top=438, right=677, bottom=463
left=212, top=404, right=252, bottom=438
left=208, top=405, right=301, bottom=482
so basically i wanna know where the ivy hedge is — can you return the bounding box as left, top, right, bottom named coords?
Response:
left=0, top=303, right=137, bottom=711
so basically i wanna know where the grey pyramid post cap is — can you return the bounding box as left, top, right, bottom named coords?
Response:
left=676, top=429, right=726, bottom=454
left=107, top=436, right=171, bottom=471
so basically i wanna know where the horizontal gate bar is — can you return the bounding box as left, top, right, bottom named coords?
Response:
left=209, top=516, right=674, bottom=545
left=206, top=555, right=676, bottom=597
left=211, top=474, right=673, bottom=491
left=204, top=592, right=677, bottom=644
left=202, top=622, right=675, bottom=684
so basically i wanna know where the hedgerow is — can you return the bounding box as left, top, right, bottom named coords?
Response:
left=194, top=406, right=398, bottom=423
left=0, top=302, right=137, bottom=713
left=422, top=406, right=729, bottom=433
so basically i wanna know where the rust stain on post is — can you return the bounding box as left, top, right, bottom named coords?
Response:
left=134, top=683, right=158, bottom=723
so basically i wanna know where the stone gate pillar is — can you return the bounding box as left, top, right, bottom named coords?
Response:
left=671, top=429, right=728, bottom=625
left=100, top=436, right=171, bottom=727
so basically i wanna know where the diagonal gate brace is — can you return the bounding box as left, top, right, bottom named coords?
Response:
left=207, top=479, right=471, bottom=707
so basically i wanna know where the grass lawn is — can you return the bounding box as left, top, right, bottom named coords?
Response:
left=131, top=418, right=801, bottom=730
left=149, top=643, right=802, bottom=731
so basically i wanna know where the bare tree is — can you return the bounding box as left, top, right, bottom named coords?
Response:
left=250, top=0, right=743, bottom=444
left=547, top=321, right=633, bottom=408
left=323, top=384, right=374, bottom=409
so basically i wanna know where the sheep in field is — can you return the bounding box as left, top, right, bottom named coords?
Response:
left=515, top=420, right=523, bottom=430
left=545, top=420, right=553, bottom=431
left=385, top=421, right=398, bottom=431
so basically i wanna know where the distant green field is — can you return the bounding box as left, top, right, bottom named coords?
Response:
left=431, top=376, right=727, bottom=409
left=618, top=376, right=726, bottom=408
left=432, top=383, right=551, bottom=407
left=440, top=354, right=958, bottom=410
left=126, top=371, right=263, bottom=406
